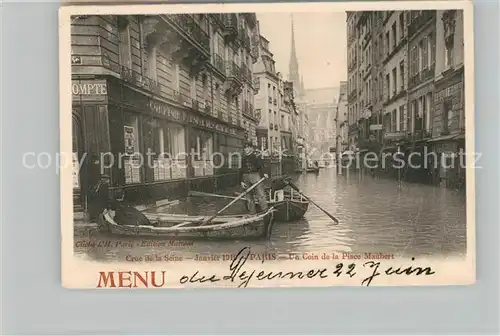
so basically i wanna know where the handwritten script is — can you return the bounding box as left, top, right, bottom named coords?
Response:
left=179, top=247, right=436, bottom=287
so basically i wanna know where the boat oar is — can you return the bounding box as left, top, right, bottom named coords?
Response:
left=188, top=190, right=239, bottom=200
left=288, top=183, right=339, bottom=225
left=199, top=176, right=268, bottom=226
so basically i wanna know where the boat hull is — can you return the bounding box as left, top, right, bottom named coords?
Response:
left=271, top=199, right=309, bottom=222
left=237, top=190, right=310, bottom=222
left=97, top=209, right=276, bottom=241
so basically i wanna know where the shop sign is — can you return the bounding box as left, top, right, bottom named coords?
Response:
left=369, top=124, right=383, bottom=131
left=384, top=131, right=408, bottom=141
left=149, top=100, right=183, bottom=122
left=150, top=99, right=238, bottom=136
left=72, top=80, right=108, bottom=102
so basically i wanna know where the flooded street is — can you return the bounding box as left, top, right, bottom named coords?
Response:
left=75, top=169, right=467, bottom=262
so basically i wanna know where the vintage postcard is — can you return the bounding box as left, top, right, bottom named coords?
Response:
left=59, top=1, right=475, bottom=288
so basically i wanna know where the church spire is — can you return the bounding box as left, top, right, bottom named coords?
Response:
left=288, top=14, right=301, bottom=96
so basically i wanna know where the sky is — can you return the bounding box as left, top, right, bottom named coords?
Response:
left=257, top=12, right=347, bottom=90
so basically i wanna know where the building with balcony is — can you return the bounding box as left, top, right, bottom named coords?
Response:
left=71, top=13, right=260, bottom=210
left=343, top=10, right=466, bottom=189
left=278, top=73, right=293, bottom=154
left=407, top=10, right=437, bottom=148
left=429, top=9, right=465, bottom=188
left=356, top=12, right=374, bottom=147
left=370, top=11, right=386, bottom=144
left=346, top=12, right=360, bottom=150
left=253, top=35, right=281, bottom=155
left=336, top=81, right=349, bottom=154
left=381, top=11, right=409, bottom=150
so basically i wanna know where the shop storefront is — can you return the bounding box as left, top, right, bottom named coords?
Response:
left=71, top=78, right=110, bottom=210
left=72, top=76, right=244, bottom=203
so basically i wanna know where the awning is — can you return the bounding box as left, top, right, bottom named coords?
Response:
left=427, top=133, right=462, bottom=143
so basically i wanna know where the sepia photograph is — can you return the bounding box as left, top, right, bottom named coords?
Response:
left=59, top=1, right=475, bottom=288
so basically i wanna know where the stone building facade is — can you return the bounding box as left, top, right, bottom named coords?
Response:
left=71, top=13, right=260, bottom=209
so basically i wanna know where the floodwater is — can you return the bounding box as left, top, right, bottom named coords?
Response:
left=74, top=168, right=467, bottom=262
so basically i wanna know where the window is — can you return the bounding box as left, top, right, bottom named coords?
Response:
left=118, top=21, right=132, bottom=69
left=202, top=75, right=209, bottom=103
left=215, top=83, right=221, bottom=106
left=399, top=61, right=405, bottom=91
left=190, top=76, right=197, bottom=100
left=379, top=74, right=383, bottom=99
left=268, top=109, right=272, bottom=124
left=413, top=99, right=422, bottom=132
left=391, top=23, right=397, bottom=49
left=445, top=38, right=454, bottom=68
left=410, top=46, right=418, bottom=76
left=421, top=95, right=427, bottom=133
left=429, top=34, right=435, bottom=66
left=425, top=92, right=432, bottom=131
left=385, top=74, right=390, bottom=100
left=191, top=129, right=214, bottom=177
left=392, top=68, right=397, bottom=95
left=399, top=12, right=405, bottom=39
left=212, top=31, right=219, bottom=56
left=172, top=63, right=180, bottom=91
left=391, top=109, right=397, bottom=132
left=385, top=32, right=390, bottom=55
left=123, top=114, right=141, bottom=184
left=374, top=78, right=378, bottom=102
left=421, top=37, right=429, bottom=69
left=399, top=105, right=405, bottom=131
left=281, top=115, right=284, bottom=128
left=442, top=100, right=453, bottom=133
left=147, top=46, right=158, bottom=81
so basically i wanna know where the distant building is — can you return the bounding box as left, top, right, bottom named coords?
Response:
left=344, top=10, right=465, bottom=189
left=336, top=81, right=349, bottom=153
left=431, top=9, right=465, bottom=188
left=304, top=87, right=339, bottom=156
left=254, top=35, right=281, bottom=155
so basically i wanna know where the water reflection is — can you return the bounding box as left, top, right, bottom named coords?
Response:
left=75, top=168, right=467, bottom=262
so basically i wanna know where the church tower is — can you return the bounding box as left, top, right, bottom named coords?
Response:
left=288, top=15, right=304, bottom=98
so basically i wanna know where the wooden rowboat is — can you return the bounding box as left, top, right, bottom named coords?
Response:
left=221, top=188, right=309, bottom=222
left=305, top=167, right=320, bottom=174
left=268, top=189, right=309, bottom=222
left=97, top=207, right=276, bottom=240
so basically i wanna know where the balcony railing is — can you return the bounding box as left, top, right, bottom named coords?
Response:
left=163, top=14, right=210, bottom=54
left=173, top=90, right=194, bottom=107
left=223, top=14, right=238, bottom=33
left=239, top=28, right=251, bottom=50
left=409, top=64, right=436, bottom=87
left=241, top=65, right=252, bottom=82
left=408, top=11, right=436, bottom=38
left=225, top=61, right=242, bottom=81
left=213, top=54, right=225, bottom=75
left=242, top=101, right=255, bottom=119
left=101, top=56, right=161, bottom=94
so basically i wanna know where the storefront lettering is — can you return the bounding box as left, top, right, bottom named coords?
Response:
left=72, top=82, right=107, bottom=95
left=149, top=100, right=183, bottom=121
left=149, top=99, right=240, bottom=137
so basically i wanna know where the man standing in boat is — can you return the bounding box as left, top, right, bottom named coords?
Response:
left=240, top=141, right=269, bottom=214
